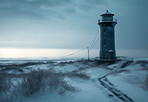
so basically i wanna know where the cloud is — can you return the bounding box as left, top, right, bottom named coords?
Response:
left=0, top=0, right=105, bottom=20
left=0, top=0, right=148, bottom=58
left=0, top=0, right=74, bottom=20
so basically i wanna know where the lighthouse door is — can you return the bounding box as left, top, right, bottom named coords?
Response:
left=109, top=52, right=113, bottom=59
left=108, top=50, right=114, bottom=60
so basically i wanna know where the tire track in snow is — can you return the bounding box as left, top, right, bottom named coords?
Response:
left=98, top=73, right=135, bottom=102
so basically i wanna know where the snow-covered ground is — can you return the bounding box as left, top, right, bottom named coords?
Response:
left=0, top=58, right=148, bottom=102
left=107, top=60, right=148, bottom=102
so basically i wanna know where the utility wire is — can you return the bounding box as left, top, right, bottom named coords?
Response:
left=91, top=37, right=99, bottom=50
left=57, top=29, right=100, bottom=59
left=90, top=29, right=99, bottom=50
left=59, top=49, right=85, bottom=59
left=59, top=30, right=99, bottom=59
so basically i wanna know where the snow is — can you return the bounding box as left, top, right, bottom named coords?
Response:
left=24, top=77, right=113, bottom=102
left=134, top=58, right=148, bottom=61
left=125, top=64, right=143, bottom=71
left=25, top=64, right=50, bottom=71
left=108, top=60, right=126, bottom=69
left=0, top=59, right=46, bottom=65
left=69, top=78, right=112, bottom=102
left=82, top=67, right=111, bottom=78
left=53, top=64, right=78, bottom=73
left=107, top=65, right=148, bottom=102
left=0, top=58, right=148, bottom=102
left=107, top=73, right=148, bottom=102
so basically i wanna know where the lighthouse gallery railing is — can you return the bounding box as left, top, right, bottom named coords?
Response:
left=98, top=18, right=117, bottom=23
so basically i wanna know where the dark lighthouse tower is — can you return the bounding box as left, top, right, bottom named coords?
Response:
left=98, top=10, right=117, bottom=61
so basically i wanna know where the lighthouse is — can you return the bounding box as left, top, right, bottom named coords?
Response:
left=98, top=10, right=117, bottom=61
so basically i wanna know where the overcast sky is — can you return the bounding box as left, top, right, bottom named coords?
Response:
left=0, top=0, right=148, bottom=57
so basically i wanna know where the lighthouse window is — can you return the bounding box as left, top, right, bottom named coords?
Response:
left=104, top=39, right=106, bottom=45
left=104, top=29, right=106, bottom=34
left=104, top=29, right=106, bottom=33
